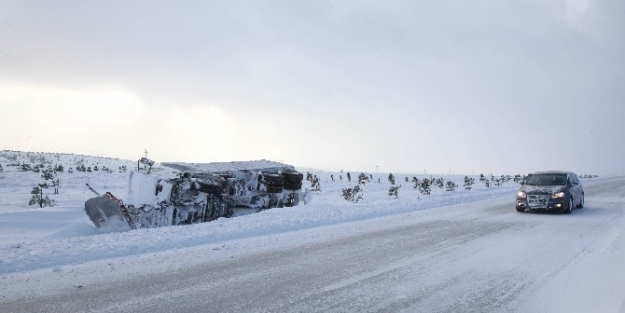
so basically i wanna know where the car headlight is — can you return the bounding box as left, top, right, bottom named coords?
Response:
left=551, top=192, right=565, bottom=199
left=517, top=191, right=526, bottom=198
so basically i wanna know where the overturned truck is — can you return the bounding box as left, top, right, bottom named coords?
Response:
left=85, top=158, right=306, bottom=230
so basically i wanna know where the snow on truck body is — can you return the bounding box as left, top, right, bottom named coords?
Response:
left=85, top=159, right=305, bottom=230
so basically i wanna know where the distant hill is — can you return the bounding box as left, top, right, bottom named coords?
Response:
left=0, top=150, right=135, bottom=169
left=0, top=150, right=136, bottom=212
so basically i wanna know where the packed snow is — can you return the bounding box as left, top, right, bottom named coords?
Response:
left=1, top=151, right=624, bottom=312
left=0, top=151, right=519, bottom=273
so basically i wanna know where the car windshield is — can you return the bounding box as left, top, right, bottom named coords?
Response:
left=525, top=174, right=567, bottom=186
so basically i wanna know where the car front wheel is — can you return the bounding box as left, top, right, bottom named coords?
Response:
left=576, top=194, right=584, bottom=208
left=564, top=197, right=573, bottom=214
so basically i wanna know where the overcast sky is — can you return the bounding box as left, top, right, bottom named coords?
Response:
left=1, top=0, right=623, bottom=175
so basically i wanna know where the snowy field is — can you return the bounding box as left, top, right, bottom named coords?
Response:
left=1, top=151, right=624, bottom=312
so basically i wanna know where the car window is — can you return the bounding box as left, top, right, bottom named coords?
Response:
left=526, top=174, right=567, bottom=186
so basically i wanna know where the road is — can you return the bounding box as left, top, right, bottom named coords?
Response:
left=4, top=179, right=625, bottom=313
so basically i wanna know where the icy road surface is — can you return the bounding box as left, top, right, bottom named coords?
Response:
left=2, top=178, right=625, bottom=312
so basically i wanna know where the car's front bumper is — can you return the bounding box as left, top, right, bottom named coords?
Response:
left=516, top=197, right=567, bottom=210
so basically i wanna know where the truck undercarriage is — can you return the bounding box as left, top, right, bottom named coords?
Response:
left=85, top=159, right=306, bottom=230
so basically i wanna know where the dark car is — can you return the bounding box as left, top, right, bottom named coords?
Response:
left=516, top=171, right=584, bottom=214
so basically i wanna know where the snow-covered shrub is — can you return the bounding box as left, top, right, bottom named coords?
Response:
left=28, top=186, right=56, bottom=208
left=412, top=177, right=420, bottom=189
left=341, top=185, right=363, bottom=203
left=358, top=172, right=369, bottom=185
left=388, top=185, right=401, bottom=198
left=446, top=181, right=458, bottom=191
left=435, top=178, right=445, bottom=189
left=41, top=169, right=55, bottom=181
left=464, top=176, right=475, bottom=190
left=419, top=178, right=431, bottom=195
left=388, top=173, right=395, bottom=185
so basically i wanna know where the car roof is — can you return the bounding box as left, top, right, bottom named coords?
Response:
left=530, top=171, right=573, bottom=175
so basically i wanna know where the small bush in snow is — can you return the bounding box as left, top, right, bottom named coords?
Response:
left=412, top=177, right=420, bottom=189
left=446, top=181, right=458, bottom=191
left=310, top=175, right=321, bottom=192
left=464, top=176, right=475, bottom=190
left=388, top=185, right=401, bottom=198
left=419, top=178, right=431, bottom=195
left=358, top=172, right=370, bottom=185
left=341, top=185, right=363, bottom=203
left=29, top=186, right=56, bottom=208
left=41, top=169, right=55, bottom=181
left=435, top=178, right=445, bottom=189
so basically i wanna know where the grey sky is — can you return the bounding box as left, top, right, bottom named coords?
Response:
left=1, top=0, right=623, bottom=175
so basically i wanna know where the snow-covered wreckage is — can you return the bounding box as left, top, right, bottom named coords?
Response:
left=85, top=158, right=306, bottom=230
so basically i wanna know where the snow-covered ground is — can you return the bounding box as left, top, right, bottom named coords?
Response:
left=0, top=151, right=520, bottom=271
left=1, top=151, right=623, bottom=312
